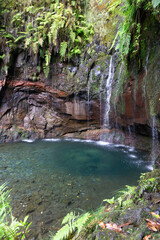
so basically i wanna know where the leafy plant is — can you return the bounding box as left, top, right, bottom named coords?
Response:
left=0, top=0, right=94, bottom=77
left=60, top=41, right=68, bottom=59
left=138, top=173, right=158, bottom=196
left=103, top=196, right=115, bottom=205
left=0, top=183, right=31, bottom=239
left=116, top=185, right=136, bottom=208
left=52, top=211, right=90, bottom=240
left=110, top=0, right=159, bottom=62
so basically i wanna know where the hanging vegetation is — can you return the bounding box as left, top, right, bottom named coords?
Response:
left=110, top=0, right=160, bottom=63
left=0, top=0, right=94, bottom=77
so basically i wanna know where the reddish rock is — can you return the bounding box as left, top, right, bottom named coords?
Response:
left=8, top=80, right=69, bottom=98
left=117, top=69, right=147, bottom=127
left=124, top=90, right=134, bottom=118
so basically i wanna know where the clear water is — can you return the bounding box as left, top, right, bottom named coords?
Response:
left=0, top=139, right=151, bottom=238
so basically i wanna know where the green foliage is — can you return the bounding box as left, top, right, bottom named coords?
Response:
left=110, top=0, right=159, bottom=61
left=52, top=211, right=90, bottom=240
left=0, top=183, right=31, bottom=239
left=103, top=196, right=115, bottom=204
left=0, top=54, right=5, bottom=59
left=138, top=173, right=158, bottom=196
left=86, top=0, right=117, bottom=46
left=0, top=0, right=93, bottom=77
left=116, top=185, right=136, bottom=208
left=60, top=41, right=68, bottom=59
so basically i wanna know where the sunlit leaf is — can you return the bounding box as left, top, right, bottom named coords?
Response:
left=150, top=212, right=160, bottom=219
left=146, top=219, right=160, bottom=232
left=143, top=234, right=151, bottom=240
left=99, top=221, right=106, bottom=229
left=99, top=221, right=128, bottom=235
left=38, top=38, right=43, bottom=47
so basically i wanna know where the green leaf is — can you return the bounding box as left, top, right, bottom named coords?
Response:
left=70, top=31, right=76, bottom=42
left=0, top=54, right=5, bottom=60
left=103, top=197, right=115, bottom=204
left=60, top=41, right=68, bottom=58
left=15, top=35, right=25, bottom=43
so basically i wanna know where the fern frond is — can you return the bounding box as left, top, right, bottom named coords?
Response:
left=0, top=183, right=31, bottom=239
left=45, top=50, right=51, bottom=66
left=53, top=223, right=72, bottom=240
left=74, top=212, right=90, bottom=234
left=70, top=31, right=76, bottom=43
left=62, top=211, right=77, bottom=225
left=60, top=41, right=68, bottom=58
left=52, top=211, right=90, bottom=240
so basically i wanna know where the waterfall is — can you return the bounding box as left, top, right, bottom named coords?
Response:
left=104, top=56, right=114, bottom=127
left=87, top=69, right=92, bottom=133
left=128, top=125, right=132, bottom=137
left=87, top=70, right=92, bottom=121
left=24, top=56, right=29, bottom=112
left=143, top=46, right=150, bottom=101
left=100, top=73, right=104, bottom=130
left=151, top=116, right=159, bottom=163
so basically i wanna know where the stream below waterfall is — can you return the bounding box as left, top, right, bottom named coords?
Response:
left=0, top=139, right=152, bottom=239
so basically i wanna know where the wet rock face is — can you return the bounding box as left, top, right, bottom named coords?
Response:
left=0, top=79, right=100, bottom=142
left=0, top=42, right=111, bottom=142
left=115, top=71, right=147, bottom=127
left=113, top=62, right=160, bottom=136
left=0, top=32, right=160, bottom=141
left=111, top=17, right=160, bottom=136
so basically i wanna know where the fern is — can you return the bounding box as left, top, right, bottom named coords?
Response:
left=118, top=185, right=136, bottom=197
left=62, top=211, right=76, bottom=225
left=0, top=0, right=94, bottom=76
left=75, top=212, right=90, bottom=234
left=110, top=0, right=143, bottom=60
left=0, top=183, right=31, bottom=239
left=45, top=50, right=51, bottom=66
left=14, top=35, right=26, bottom=43
left=52, top=211, right=90, bottom=240
left=43, top=64, right=50, bottom=78
left=60, top=41, right=68, bottom=58
left=25, top=37, right=32, bottom=48
left=103, top=196, right=115, bottom=204
left=70, top=30, right=76, bottom=43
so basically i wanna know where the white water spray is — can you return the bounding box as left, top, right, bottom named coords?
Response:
left=151, top=116, right=159, bottom=163
left=104, top=56, right=114, bottom=127
left=99, top=73, right=104, bottom=129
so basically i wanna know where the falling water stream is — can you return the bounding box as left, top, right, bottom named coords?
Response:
left=151, top=116, right=159, bottom=166
left=104, top=56, right=114, bottom=127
